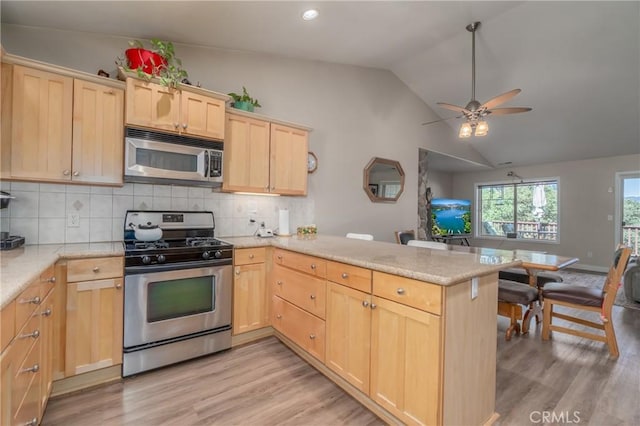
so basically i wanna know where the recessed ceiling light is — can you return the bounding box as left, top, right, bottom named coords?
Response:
left=302, top=9, right=319, bottom=21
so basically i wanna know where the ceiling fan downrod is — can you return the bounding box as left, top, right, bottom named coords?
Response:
left=466, top=21, right=481, bottom=111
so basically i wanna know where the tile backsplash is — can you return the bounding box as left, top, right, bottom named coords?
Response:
left=0, top=181, right=314, bottom=245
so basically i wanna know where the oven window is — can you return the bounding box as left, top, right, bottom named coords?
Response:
left=147, top=276, right=214, bottom=322
left=137, top=148, right=197, bottom=172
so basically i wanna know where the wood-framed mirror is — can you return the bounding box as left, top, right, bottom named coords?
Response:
left=363, top=157, right=405, bottom=203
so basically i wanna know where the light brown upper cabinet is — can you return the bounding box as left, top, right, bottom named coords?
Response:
left=4, top=63, right=124, bottom=185
left=125, top=78, right=226, bottom=141
left=223, top=111, right=309, bottom=195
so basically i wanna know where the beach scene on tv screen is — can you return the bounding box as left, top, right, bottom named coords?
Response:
left=431, top=198, right=471, bottom=236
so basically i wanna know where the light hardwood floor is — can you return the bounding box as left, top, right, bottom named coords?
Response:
left=43, top=305, right=640, bottom=426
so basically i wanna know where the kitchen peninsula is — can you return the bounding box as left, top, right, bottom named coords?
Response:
left=1, top=236, right=520, bottom=426
left=225, top=235, right=521, bottom=425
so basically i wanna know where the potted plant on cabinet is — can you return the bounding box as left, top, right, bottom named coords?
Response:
left=228, top=86, right=261, bottom=112
left=119, top=39, right=188, bottom=88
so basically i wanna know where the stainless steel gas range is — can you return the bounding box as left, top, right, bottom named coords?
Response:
left=122, top=210, right=233, bottom=377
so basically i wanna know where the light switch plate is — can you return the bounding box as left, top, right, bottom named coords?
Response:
left=471, top=277, right=479, bottom=300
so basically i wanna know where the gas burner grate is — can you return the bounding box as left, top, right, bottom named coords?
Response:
left=185, top=237, right=224, bottom=247
left=131, top=241, right=170, bottom=250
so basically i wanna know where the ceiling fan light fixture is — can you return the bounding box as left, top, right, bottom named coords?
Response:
left=475, top=120, right=489, bottom=136
left=459, top=122, right=473, bottom=138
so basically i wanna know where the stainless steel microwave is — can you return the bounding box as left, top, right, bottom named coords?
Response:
left=124, top=128, right=223, bottom=187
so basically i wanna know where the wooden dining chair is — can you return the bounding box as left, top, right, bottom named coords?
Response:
left=394, top=230, right=415, bottom=245
left=541, top=246, right=632, bottom=358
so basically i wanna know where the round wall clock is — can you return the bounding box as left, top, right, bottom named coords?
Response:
left=307, top=152, right=318, bottom=173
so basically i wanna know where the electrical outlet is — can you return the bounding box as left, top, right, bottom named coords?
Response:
left=471, top=277, right=479, bottom=300
left=67, top=213, right=80, bottom=228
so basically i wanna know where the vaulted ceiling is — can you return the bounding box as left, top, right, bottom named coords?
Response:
left=2, top=1, right=638, bottom=171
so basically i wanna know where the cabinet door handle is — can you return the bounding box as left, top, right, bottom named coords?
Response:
left=20, top=296, right=41, bottom=305
left=341, top=272, right=348, bottom=279
left=41, top=308, right=52, bottom=317
left=370, top=303, right=377, bottom=310
left=396, top=288, right=405, bottom=295
left=310, top=264, right=316, bottom=270
left=309, top=334, right=316, bottom=340
left=182, top=123, right=188, bottom=130
left=310, top=294, right=316, bottom=300
left=72, top=171, right=80, bottom=177
left=362, top=300, right=370, bottom=308
left=93, top=266, right=100, bottom=273
left=63, top=169, right=70, bottom=176
left=20, top=364, right=39, bottom=374
left=277, top=281, right=283, bottom=286
left=174, top=123, right=180, bottom=129
left=270, top=186, right=275, bottom=191
left=249, top=254, right=254, bottom=259
left=276, top=314, right=282, bottom=319
left=25, top=417, right=38, bottom=426
left=235, top=269, right=240, bottom=275
left=115, top=283, right=122, bottom=289
left=19, top=330, right=40, bottom=339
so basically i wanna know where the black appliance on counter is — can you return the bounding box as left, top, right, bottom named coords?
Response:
left=122, top=210, right=233, bottom=377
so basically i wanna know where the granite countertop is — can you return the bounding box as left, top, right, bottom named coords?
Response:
left=0, top=242, right=123, bottom=309
left=220, top=235, right=522, bottom=286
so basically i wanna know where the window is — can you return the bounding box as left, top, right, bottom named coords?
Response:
left=476, top=179, right=558, bottom=242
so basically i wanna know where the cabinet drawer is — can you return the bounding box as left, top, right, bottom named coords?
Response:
left=67, top=257, right=123, bottom=282
left=272, top=265, right=326, bottom=319
left=13, top=313, right=41, bottom=364
left=15, top=282, right=41, bottom=331
left=235, top=247, right=267, bottom=265
left=327, top=261, right=372, bottom=293
left=273, top=249, right=326, bottom=279
left=13, top=379, right=40, bottom=426
left=272, top=295, right=325, bottom=362
left=1, top=301, right=16, bottom=352
left=13, top=336, right=41, bottom=417
left=39, top=264, right=56, bottom=298
left=373, top=271, right=442, bottom=315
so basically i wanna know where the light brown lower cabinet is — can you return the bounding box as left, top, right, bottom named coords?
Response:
left=233, top=250, right=269, bottom=335
left=325, top=281, right=371, bottom=394
left=272, top=295, right=325, bottom=362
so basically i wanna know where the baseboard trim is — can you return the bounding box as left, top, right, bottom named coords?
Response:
left=231, top=326, right=274, bottom=347
left=51, top=365, right=122, bottom=398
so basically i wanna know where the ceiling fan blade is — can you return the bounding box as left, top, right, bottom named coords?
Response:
left=437, top=102, right=470, bottom=114
left=480, top=89, right=522, bottom=110
left=421, top=115, right=462, bottom=126
left=487, top=107, right=532, bottom=115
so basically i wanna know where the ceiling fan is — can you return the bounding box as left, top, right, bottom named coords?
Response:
left=423, top=21, right=532, bottom=137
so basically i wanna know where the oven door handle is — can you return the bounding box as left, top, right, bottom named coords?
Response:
left=125, top=260, right=231, bottom=275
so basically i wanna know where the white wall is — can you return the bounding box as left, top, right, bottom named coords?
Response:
left=1, top=24, right=490, bottom=243
left=426, top=169, right=453, bottom=200
left=451, top=154, right=640, bottom=270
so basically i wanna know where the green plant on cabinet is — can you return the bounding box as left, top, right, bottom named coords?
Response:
left=228, top=86, right=262, bottom=112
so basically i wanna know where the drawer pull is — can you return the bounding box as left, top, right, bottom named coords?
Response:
left=25, top=417, right=38, bottom=426
left=310, top=294, right=316, bottom=300
left=19, top=330, right=40, bottom=339
left=362, top=300, right=370, bottom=308
left=277, top=281, right=283, bottom=286
left=47, top=276, right=56, bottom=283
left=20, top=363, right=40, bottom=374
left=277, top=255, right=283, bottom=260
left=370, top=303, right=377, bottom=310
left=276, top=314, right=282, bottom=319
left=20, top=296, right=41, bottom=305
left=396, top=288, right=406, bottom=295
left=341, top=272, right=348, bottom=279
left=249, top=254, right=254, bottom=259
left=93, top=266, right=100, bottom=273
left=115, top=283, right=122, bottom=289
left=235, top=269, right=240, bottom=275
left=309, top=334, right=316, bottom=340
left=310, top=264, right=316, bottom=270
left=41, top=308, right=52, bottom=317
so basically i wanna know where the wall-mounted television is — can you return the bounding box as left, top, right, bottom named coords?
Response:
left=431, top=198, right=472, bottom=236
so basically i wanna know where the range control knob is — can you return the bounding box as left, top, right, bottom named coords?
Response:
left=142, top=255, right=151, bottom=265
left=214, top=250, right=222, bottom=259
left=156, top=254, right=166, bottom=263
left=202, top=251, right=211, bottom=260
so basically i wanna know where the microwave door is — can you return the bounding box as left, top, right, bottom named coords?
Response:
left=125, top=137, right=208, bottom=181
